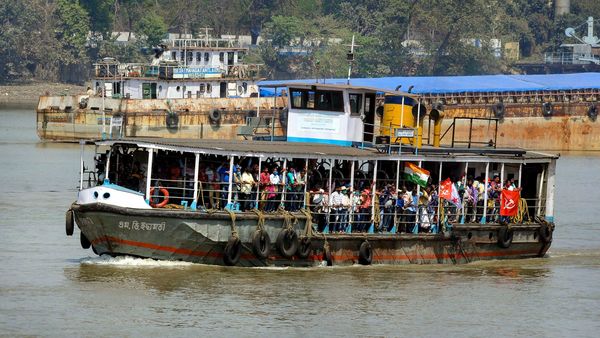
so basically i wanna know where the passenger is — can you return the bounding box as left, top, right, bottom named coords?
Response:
left=259, top=166, right=272, bottom=211
left=427, top=185, right=439, bottom=226
left=379, top=185, right=394, bottom=232
left=329, top=186, right=344, bottom=232
left=418, top=186, right=431, bottom=232
left=207, top=163, right=220, bottom=209
left=404, top=186, right=418, bottom=233
left=475, top=176, right=485, bottom=222
left=312, top=188, right=327, bottom=232
left=357, top=187, right=372, bottom=232
left=217, top=162, right=229, bottom=208
left=197, top=163, right=208, bottom=207
left=268, top=166, right=281, bottom=211
left=240, top=167, right=255, bottom=211
left=295, top=167, right=307, bottom=209
left=86, top=86, right=94, bottom=96
left=395, top=188, right=405, bottom=233
left=464, top=178, right=478, bottom=223
left=351, top=189, right=361, bottom=232
left=285, top=166, right=297, bottom=211
left=340, top=186, right=351, bottom=232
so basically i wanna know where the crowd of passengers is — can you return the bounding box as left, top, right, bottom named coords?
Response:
left=112, top=154, right=522, bottom=234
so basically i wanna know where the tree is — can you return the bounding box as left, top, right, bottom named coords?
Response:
left=135, top=11, right=167, bottom=46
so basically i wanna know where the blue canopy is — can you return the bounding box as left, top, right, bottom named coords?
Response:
left=259, top=72, right=600, bottom=95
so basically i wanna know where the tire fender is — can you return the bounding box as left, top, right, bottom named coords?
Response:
left=223, top=236, right=242, bottom=266
left=297, top=236, right=312, bottom=259
left=66, top=209, right=74, bottom=236
left=497, top=225, right=514, bottom=248
left=358, top=241, right=373, bottom=265
left=276, top=228, right=298, bottom=258
left=251, top=229, right=271, bottom=259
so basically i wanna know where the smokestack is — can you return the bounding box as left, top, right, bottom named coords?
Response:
left=555, top=0, right=570, bottom=16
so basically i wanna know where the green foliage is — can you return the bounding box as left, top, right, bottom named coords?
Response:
left=54, top=0, right=91, bottom=61
left=135, top=11, right=168, bottom=46
left=2, top=0, right=600, bottom=83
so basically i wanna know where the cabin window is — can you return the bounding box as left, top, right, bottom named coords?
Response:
left=180, top=52, right=185, bottom=61
left=196, top=52, right=201, bottom=62
left=199, top=84, right=205, bottom=93
left=171, top=51, right=176, bottom=60
left=187, top=52, right=193, bottom=62
left=349, top=93, right=363, bottom=116
left=204, top=52, right=209, bottom=62
left=289, top=88, right=344, bottom=112
left=206, top=84, right=212, bottom=93
left=219, top=52, right=224, bottom=62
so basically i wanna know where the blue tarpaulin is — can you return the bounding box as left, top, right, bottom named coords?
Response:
left=259, top=72, right=600, bottom=96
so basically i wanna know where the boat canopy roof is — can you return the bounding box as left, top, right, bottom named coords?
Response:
left=259, top=82, right=417, bottom=97
left=95, top=138, right=558, bottom=163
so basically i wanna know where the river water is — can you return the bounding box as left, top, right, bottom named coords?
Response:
left=0, top=107, right=599, bottom=337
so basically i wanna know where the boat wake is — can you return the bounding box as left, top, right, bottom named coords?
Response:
left=79, top=255, right=194, bottom=267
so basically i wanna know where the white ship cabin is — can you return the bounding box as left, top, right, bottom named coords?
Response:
left=264, top=83, right=416, bottom=147
left=92, top=37, right=262, bottom=100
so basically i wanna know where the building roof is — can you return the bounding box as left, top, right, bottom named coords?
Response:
left=259, top=72, right=600, bottom=95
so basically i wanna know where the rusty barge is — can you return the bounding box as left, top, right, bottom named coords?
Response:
left=66, top=82, right=556, bottom=267
left=40, top=72, right=600, bottom=151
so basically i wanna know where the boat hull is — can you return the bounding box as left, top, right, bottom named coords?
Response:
left=71, top=203, right=551, bottom=267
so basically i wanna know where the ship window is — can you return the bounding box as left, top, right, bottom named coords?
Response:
left=349, top=93, right=363, bottom=115
left=219, top=52, right=224, bottom=62
left=176, top=86, right=181, bottom=91
left=180, top=52, right=185, bottom=61
left=204, top=52, right=209, bottom=62
left=171, top=51, right=176, bottom=60
left=199, top=84, right=205, bottom=93
left=206, top=84, right=212, bottom=93
left=290, top=88, right=344, bottom=112
left=196, top=52, right=201, bottom=62
left=187, top=52, right=193, bottom=62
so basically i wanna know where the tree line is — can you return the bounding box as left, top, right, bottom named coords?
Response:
left=0, top=0, right=598, bottom=83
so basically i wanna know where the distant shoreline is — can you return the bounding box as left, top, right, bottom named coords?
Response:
left=0, top=82, right=86, bottom=108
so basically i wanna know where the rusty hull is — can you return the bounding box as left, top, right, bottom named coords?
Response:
left=37, top=95, right=286, bottom=141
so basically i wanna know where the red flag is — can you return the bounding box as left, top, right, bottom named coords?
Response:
left=439, top=178, right=462, bottom=208
left=439, top=178, right=452, bottom=200
left=500, top=190, right=520, bottom=216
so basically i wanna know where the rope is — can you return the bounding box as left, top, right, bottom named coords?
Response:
left=225, top=208, right=238, bottom=238
left=250, top=208, right=266, bottom=231
left=277, top=207, right=296, bottom=231
left=299, top=208, right=314, bottom=237
left=373, top=195, right=381, bottom=229
left=510, top=198, right=530, bottom=224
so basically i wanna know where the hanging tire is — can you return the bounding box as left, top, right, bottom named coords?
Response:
left=223, top=236, right=242, bottom=266
left=542, top=102, right=553, bottom=117
left=358, top=241, right=373, bottom=265
left=251, top=229, right=271, bottom=259
left=497, top=225, right=513, bottom=248
left=80, top=232, right=91, bottom=249
left=165, top=112, right=179, bottom=130
left=276, top=228, right=298, bottom=258
left=65, top=209, right=74, bottom=236
left=588, top=105, right=598, bottom=120
left=538, top=223, right=553, bottom=244
left=323, top=244, right=333, bottom=266
left=92, top=245, right=98, bottom=255
left=493, top=102, right=505, bottom=119
left=297, top=237, right=312, bottom=259
left=209, top=109, right=221, bottom=124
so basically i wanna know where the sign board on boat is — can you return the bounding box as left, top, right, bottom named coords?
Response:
left=395, top=128, right=415, bottom=138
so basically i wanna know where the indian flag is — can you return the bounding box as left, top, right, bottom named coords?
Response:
left=403, top=162, right=430, bottom=187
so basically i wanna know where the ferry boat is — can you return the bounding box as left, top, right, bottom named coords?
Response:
left=37, top=32, right=286, bottom=142
left=65, top=83, right=557, bottom=266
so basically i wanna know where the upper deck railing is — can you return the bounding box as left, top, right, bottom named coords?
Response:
left=93, top=62, right=262, bottom=80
